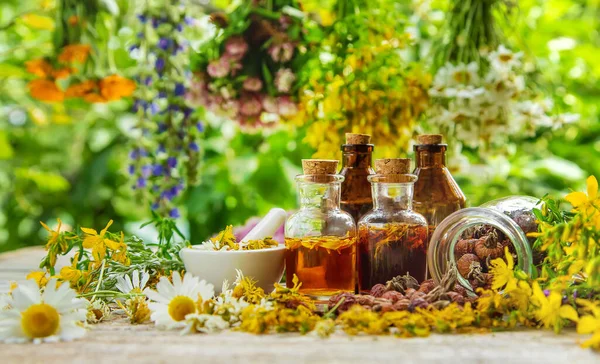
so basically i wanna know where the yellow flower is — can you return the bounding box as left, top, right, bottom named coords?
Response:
left=81, top=220, right=120, bottom=262
left=531, top=282, right=578, bottom=333
left=576, top=299, right=600, bottom=350
left=28, top=79, right=64, bottom=102
left=21, top=14, right=55, bottom=30
left=58, top=44, right=91, bottom=63
left=110, top=232, right=130, bottom=265
left=99, top=74, right=136, bottom=101
left=40, top=218, right=69, bottom=268
left=232, top=270, right=265, bottom=305
left=489, top=247, right=516, bottom=291
left=504, top=280, right=532, bottom=313
left=210, top=225, right=238, bottom=250
left=565, top=176, right=598, bottom=210
left=337, top=305, right=389, bottom=335
left=26, top=271, right=49, bottom=288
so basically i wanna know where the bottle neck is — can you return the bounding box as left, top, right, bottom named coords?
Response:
left=297, top=181, right=341, bottom=211
left=371, top=182, right=414, bottom=211
left=341, top=145, right=374, bottom=169
left=415, top=145, right=447, bottom=168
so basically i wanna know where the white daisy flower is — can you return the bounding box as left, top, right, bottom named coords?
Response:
left=0, top=279, right=87, bottom=343
left=182, top=314, right=230, bottom=334
left=116, top=269, right=150, bottom=294
left=0, top=293, right=10, bottom=310
left=488, top=45, right=523, bottom=74
left=144, top=271, right=214, bottom=330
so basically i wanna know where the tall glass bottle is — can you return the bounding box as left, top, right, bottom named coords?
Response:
left=358, top=159, right=429, bottom=293
left=413, top=135, right=466, bottom=236
left=285, top=159, right=356, bottom=300
left=340, top=133, right=375, bottom=223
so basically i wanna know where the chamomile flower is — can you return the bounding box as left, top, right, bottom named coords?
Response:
left=116, top=269, right=150, bottom=294
left=489, top=45, right=523, bottom=74
left=0, top=279, right=87, bottom=343
left=182, top=314, right=229, bottom=334
left=144, top=271, right=214, bottom=329
left=0, top=293, right=9, bottom=310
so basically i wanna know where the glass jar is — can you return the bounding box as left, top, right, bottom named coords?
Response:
left=357, top=161, right=429, bottom=293
left=285, top=170, right=357, bottom=300
left=427, top=196, right=540, bottom=293
left=340, top=134, right=375, bottom=223
left=413, top=135, right=466, bottom=237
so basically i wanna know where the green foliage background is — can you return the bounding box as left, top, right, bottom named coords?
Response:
left=0, top=0, right=598, bottom=252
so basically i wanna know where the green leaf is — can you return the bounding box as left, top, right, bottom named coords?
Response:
left=0, top=64, right=27, bottom=78
left=0, top=131, right=14, bottom=159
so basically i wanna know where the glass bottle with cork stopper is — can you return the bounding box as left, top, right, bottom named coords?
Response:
left=285, top=159, right=357, bottom=300
left=357, top=158, right=429, bottom=293
left=340, top=133, right=375, bottom=223
left=413, top=134, right=466, bottom=236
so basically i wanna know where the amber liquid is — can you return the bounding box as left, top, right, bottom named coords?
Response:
left=285, top=237, right=356, bottom=299
left=358, top=224, right=428, bottom=293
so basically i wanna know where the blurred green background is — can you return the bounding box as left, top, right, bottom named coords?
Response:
left=0, top=0, right=598, bottom=252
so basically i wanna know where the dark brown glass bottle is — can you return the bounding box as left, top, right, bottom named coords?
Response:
left=413, top=134, right=466, bottom=235
left=340, top=133, right=375, bottom=223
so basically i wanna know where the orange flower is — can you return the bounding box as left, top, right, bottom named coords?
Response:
left=99, top=75, right=136, bottom=101
left=83, top=93, right=107, bottom=103
left=68, top=15, right=79, bottom=26
left=58, top=44, right=91, bottom=63
left=51, top=67, right=73, bottom=80
left=25, top=59, right=53, bottom=78
left=65, top=80, right=97, bottom=98
left=28, top=79, right=64, bottom=102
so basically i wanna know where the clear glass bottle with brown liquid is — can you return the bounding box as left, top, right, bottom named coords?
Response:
left=412, top=134, right=466, bottom=238
left=340, top=133, right=375, bottom=224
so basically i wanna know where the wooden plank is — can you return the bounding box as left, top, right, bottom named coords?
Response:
left=0, top=247, right=598, bottom=364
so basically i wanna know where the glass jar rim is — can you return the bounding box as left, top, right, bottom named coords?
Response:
left=427, top=207, right=534, bottom=294
left=367, top=174, right=418, bottom=184
left=295, top=174, right=345, bottom=184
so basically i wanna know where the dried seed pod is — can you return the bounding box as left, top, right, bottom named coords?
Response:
left=454, top=239, right=477, bottom=257
left=446, top=291, right=465, bottom=304
left=418, top=279, right=436, bottom=294
left=474, top=231, right=504, bottom=261
left=411, top=291, right=426, bottom=300
left=453, top=284, right=468, bottom=297
left=457, top=253, right=480, bottom=277
left=393, top=299, right=411, bottom=311
left=328, top=292, right=357, bottom=313
left=370, top=283, right=387, bottom=298
left=431, top=300, right=451, bottom=310
left=385, top=273, right=420, bottom=294
left=381, top=291, right=404, bottom=303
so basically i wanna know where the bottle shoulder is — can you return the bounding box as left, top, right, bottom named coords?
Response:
left=358, top=209, right=428, bottom=226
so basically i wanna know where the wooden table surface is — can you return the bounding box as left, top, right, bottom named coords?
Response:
left=0, top=247, right=598, bottom=364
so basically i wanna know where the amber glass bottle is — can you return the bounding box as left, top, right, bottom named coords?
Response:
left=340, top=133, right=375, bottom=223
left=413, top=134, right=466, bottom=235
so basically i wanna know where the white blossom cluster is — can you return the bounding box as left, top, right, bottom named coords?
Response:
left=428, top=45, right=579, bottom=149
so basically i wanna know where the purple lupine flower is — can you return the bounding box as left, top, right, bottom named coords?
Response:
left=152, top=164, right=164, bottom=176
left=144, top=76, right=153, bottom=86
left=157, top=144, right=166, bottom=153
left=174, top=83, right=185, bottom=96
left=137, top=15, right=147, bottom=23
left=158, top=91, right=167, bottom=98
left=152, top=17, right=160, bottom=28
left=158, top=38, right=170, bottom=50
left=169, top=208, right=180, bottom=218
left=150, top=103, right=160, bottom=115
left=196, top=122, right=204, bottom=132
left=141, top=165, right=152, bottom=177
left=129, top=149, right=140, bottom=159
left=176, top=24, right=183, bottom=32
left=184, top=16, right=194, bottom=25
left=156, top=58, right=165, bottom=72
left=136, top=177, right=147, bottom=188
left=167, top=157, right=177, bottom=168
left=183, top=107, right=193, bottom=119
left=158, top=123, right=167, bottom=133
left=129, top=44, right=139, bottom=53
left=189, top=142, right=199, bottom=152
left=151, top=202, right=159, bottom=210
left=128, top=165, right=135, bottom=175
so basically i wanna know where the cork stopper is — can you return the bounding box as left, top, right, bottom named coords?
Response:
left=417, top=134, right=443, bottom=145
left=375, top=158, right=411, bottom=175
left=302, top=159, right=339, bottom=175
left=345, top=133, right=371, bottom=145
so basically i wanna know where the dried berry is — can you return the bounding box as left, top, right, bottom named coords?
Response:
left=411, top=291, right=426, bottom=301
left=381, top=291, right=404, bottom=303
left=357, top=295, right=376, bottom=307
left=418, top=279, right=436, bottom=294
left=409, top=297, right=429, bottom=311
left=446, top=291, right=465, bottom=304
left=454, top=239, right=476, bottom=257
left=385, top=273, right=420, bottom=294
left=474, top=231, right=504, bottom=261
left=370, top=283, right=387, bottom=297
left=328, top=292, right=357, bottom=313
left=453, top=284, right=468, bottom=297
left=393, top=299, right=411, bottom=311
left=457, top=253, right=480, bottom=277
left=404, top=288, right=416, bottom=299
